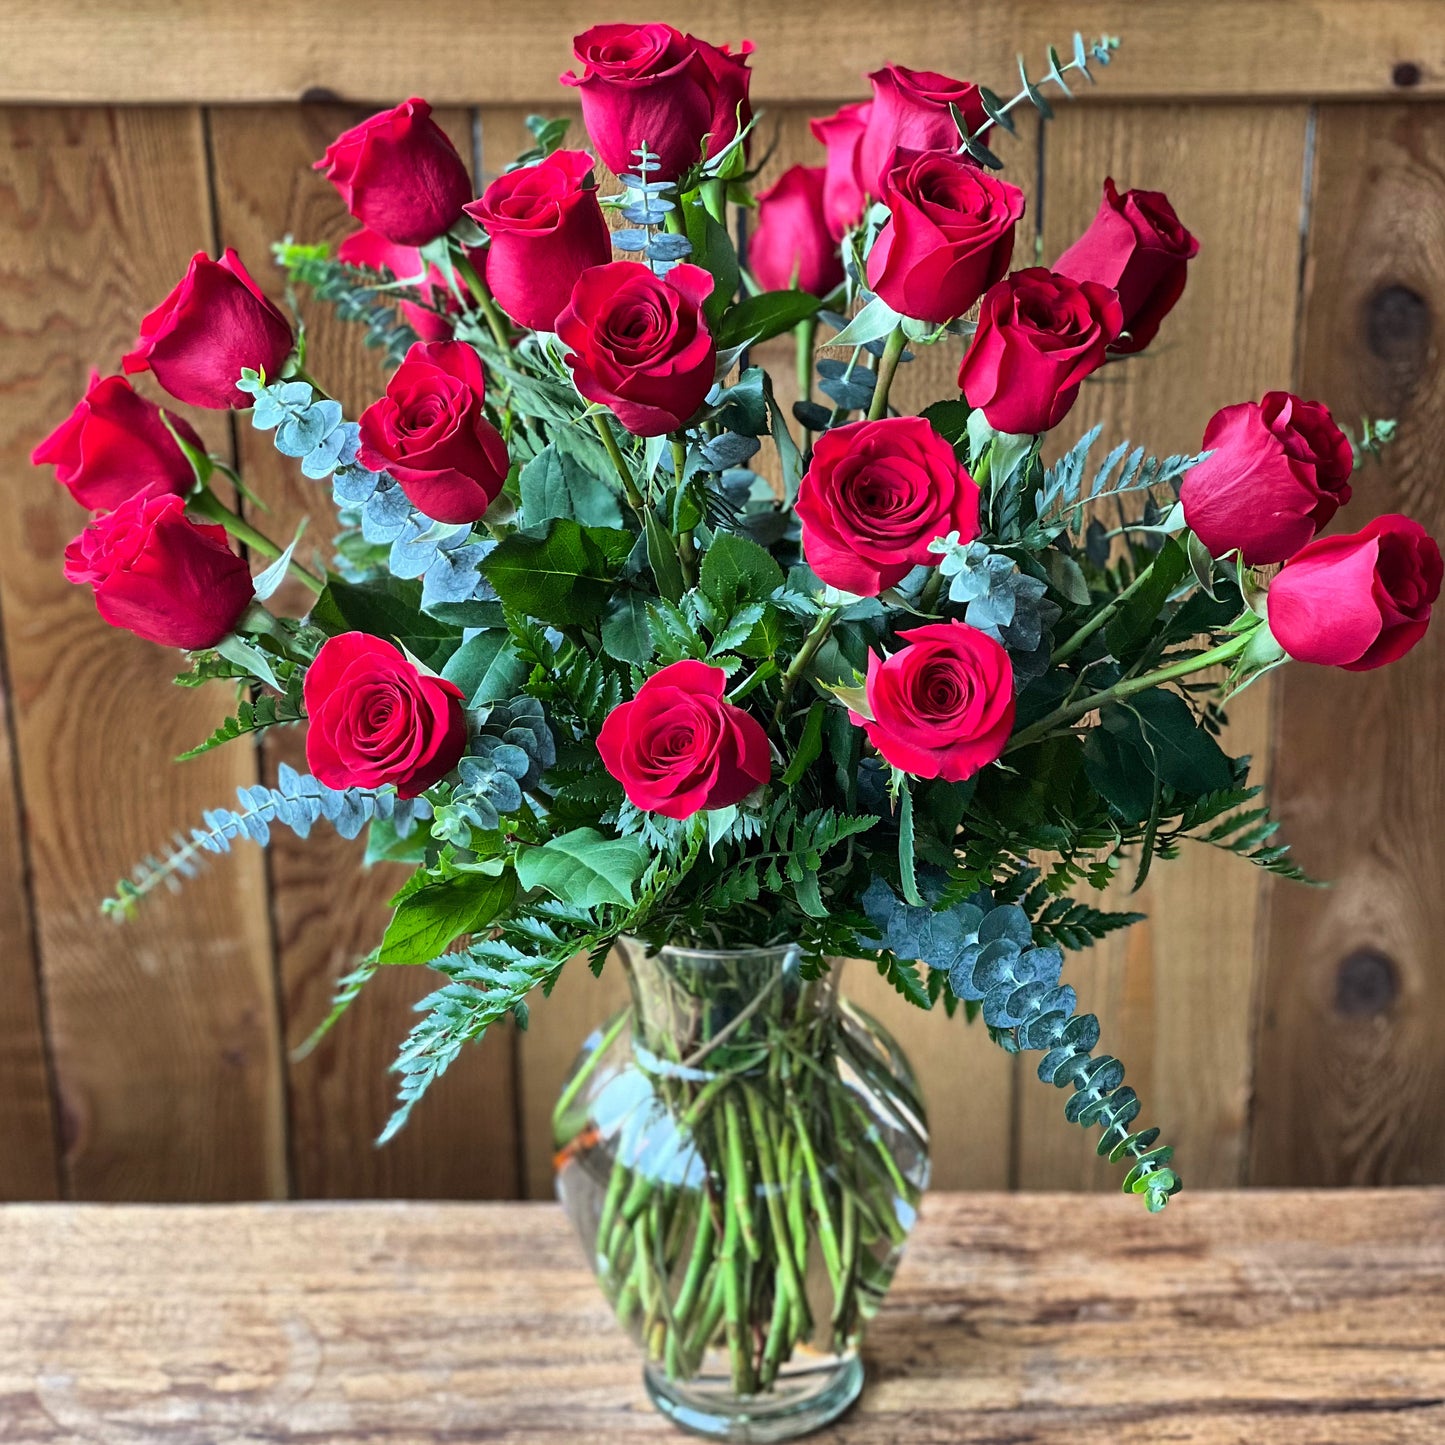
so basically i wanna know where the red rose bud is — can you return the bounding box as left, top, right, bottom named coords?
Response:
left=336, top=228, right=459, bottom=342
left=32, top=371, right=203, bottom=511
left=795, top=416, right=980, bottom=596
left=691, top=35, right=754, bottom=163
left=1266, top=514, right=1441, bottom=672
left=853, top=621, right=1015, bottom=783
left=357, top=340, right=511, bottom=525
left=561, top=23, right=716, bottom=181
left=1180, top=392, right=1355, bottom=566
left=557, top=261, right=717, bottom=437
left=810, top=100, right=872, bottom=240
left=749, top=165, right=844, bottom=296
left=465, top=150, right=612, bottom=332
left=596, top=659, right=770, bottom=820
left=63, top=493, right=253, bottom=650
left=1055, top=178, right=1198, bottom=355
left=304, top=633, right=466, bottom=798
left=857, top=64, right=989, bottom=199
left=867, top=151, right=1023, bottom=325
left=314, top=98, right=472, bottom=248
left=122, top=249, right=294, bottom=410
left=958, top=267, right=1123, bottom=436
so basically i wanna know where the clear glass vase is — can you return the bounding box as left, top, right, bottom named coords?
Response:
left=553, top=940, right=930, bottom=1442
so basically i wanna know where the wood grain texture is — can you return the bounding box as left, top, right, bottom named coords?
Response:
left=1016, top=104, right=1309, bottom=1192
left=0, top=107, right=286, bottom=1200
left=0, top=1191, right=1441, bottom=1440
left=205, top=104, right=519, bottom=1199
left=1, top=3, right=1442, bottom=105
left=1250, top=104, right=1445, bottom=1187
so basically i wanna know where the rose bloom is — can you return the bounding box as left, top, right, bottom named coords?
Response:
left=857, top=64, right=989, bottom=198
left=795, top=416, right=980, bottom=595
left=304, top=633, right=466, bottom=798
left=749, top=165, right=844, bottom=296
left=465, top=149, right=611, bottom=332
left=1267, top=514, right=1441, bottom=672
left=1180, top=392, right=1355, bottom=565
left=32, top=371, right=203, bottom=511
left=122, top=249, right=294, bottom=410
left=853, top=621, right=1015, bottom=782
left=337, top=228, right=459, bottom=342
left=557, top=261, right=717, bottom=437
left=1055, top=177, right=1198, bottom=355
left=866, top=151, right=1024, bottom=325
left=314, top=98, right=472, bottom=248
left=358, top=340, right=511, bottom=525
left=561, top=23, right=752, bottom=180
left=958, top=267, right=1123, bottom=435
left=63, top=493, right=253, bottom=650
left=597, top=659, right=770, bottom=819
left=810, top=100, right=872, bottom=240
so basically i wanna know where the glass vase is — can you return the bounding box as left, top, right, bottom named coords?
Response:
left=553, top=940, right=930, bottom=1442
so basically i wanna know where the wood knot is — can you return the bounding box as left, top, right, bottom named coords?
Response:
left=299, top=86, right=342, bottom=105
left=1392, top=61, right=1423, bottom=88
left=1334, top=948, right=1399, bottom=1017
left=1364, top=284, right=1431, bottom=367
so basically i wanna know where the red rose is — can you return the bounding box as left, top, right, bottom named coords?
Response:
left=1266, top=514, right=1441, bottom=672
left=853, top=621, right=1015, bottom=782
left=357, top=340, right=511, bottom=525
left=557, top=261, right=717, bottom=437
left=857, top=64, right=989, bottom=198
left=692, top=36, right=754, bottom=163
left=596, top=659, right=770, bottom=820
left=122, top=249, right=294, bottom=410
left=810, top=100, right=871, bottom=240
left=304, top=633, right=466, bottom=798
left=465, top=150, right=612, bottom=332
left=336, top=228, right=458, bottom=342
left=31, top=371, right=203, bottom=511
left=749, top=165, right=844, bottom=296
left=958, top=267, right=1123, bottom=435
left=795, top=416, right=980, bottom=595
left=63, top=493, right=253, bottom=650
left=561, top=23, right=715, bottom=180
left=866, top=151, right=1023, bottom=325
left=314, top=98, right=472, bottom=248
left=1055, top=178, right=1198, bottom=355
left=1180, top=392, right=1355, bottom=566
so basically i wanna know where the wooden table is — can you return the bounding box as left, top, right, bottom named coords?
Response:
left=1, top=1191, right=1441, bottom=1442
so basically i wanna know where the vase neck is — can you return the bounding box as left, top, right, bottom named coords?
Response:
left=618, top=940, right=837, bottom=1075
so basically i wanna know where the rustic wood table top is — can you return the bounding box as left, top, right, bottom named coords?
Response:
left=1, top=1190, right=1442, bottom=1442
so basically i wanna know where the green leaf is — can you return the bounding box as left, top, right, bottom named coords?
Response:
left=717, top=289, right=821, bottom=350
left=699, top=530, right=784, bottom=613
left=379, top=868, right=517, bottom=965
left=518, top=444, right=623, bottom=529
left=682, top=197, right=739, bottom=326
left=176, top=672, right=305, bottom=760
left=898, top=783, right=923, bottom=906
left=440, top=631, right=527, bottom=707
left=644, top=510, right=685, bottom=604
left=1045, top=551, right=1091, bottom=606
left=515, top=827, right=650, bottom=909
left=1083, top=720, right=1155, bottom=825
left=826, top=295, right=903, bottom=349
left=215, top=633, right=281, bottom=691
left=1118, top=689, right=1233, bottom=796
left=1186, top=529, right=1218, bottom=599
left=919, top=398, right=972, bottom=450
left=600, top=590, right=655, bottom=665
left=781, top=702, right=826, bottom=786
left=311, top=574, right=463, bottom=670
left=1105, top=538, right=1189, bottom=659
left=482, top=519, right=635, bottom=625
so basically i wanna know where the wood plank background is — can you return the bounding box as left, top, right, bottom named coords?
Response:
left=0, top=2, right=1440, bottom=1203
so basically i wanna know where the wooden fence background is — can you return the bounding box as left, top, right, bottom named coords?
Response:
left=0, top=0, right=1441, bottom=1203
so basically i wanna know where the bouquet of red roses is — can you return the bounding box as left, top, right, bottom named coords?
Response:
left=33, top=20, right=1440, bottom=1435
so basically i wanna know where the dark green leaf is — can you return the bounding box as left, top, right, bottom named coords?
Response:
left=919, top=398, right=972, bottom=451
left=518, top=444, right=623, bottom=529
left=781, top=702, right=826, bottom=786
left=310, top=574, right=463, bottom=669
left=440, top=631, right=527, bottom=706
left=717, top=289, right=821, bottom=350
left=482, top=519, right=634, bottom=625
left=516, top=827, right=649, bottom=908
left=1083, top=721, right=1155, bottom=824
left=682, top=198, right=739, bottom=326
left=379, top=868, right=517, bottom=964
left=1105, top=538, right=1188, bottom=659
left=644, top=511, right=685, bottom=604
left=699, top=530, right=784, bottom=612
left=1118, top=688, right=1233, bottom=796
left=600, top=590, right=655, bottom=664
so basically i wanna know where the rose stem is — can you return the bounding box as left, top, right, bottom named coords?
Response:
left=771, top=604, right=841, bottom=728
left=288, top=366, right=334, bottom=400
left=918, top=567, right=947, bottom=614
left=1007, top=628, right=1255, bottom=751
left=1051, top=554, right=1167, bottom=666
left=671, top=435, right=698, bottom=588
left=453, top=250, right=513, bottom=353
left=592, top=414, right=647, bottom=515
left=189, top=488, right=325, bottom=595
left=795, top=315, right=818, bottom=452
left=867, top=325, right=907, bottom=421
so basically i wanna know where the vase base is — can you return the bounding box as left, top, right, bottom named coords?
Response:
left=643, top=1352, right=864, bottom=1442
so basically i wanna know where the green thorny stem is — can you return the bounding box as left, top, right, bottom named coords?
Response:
left=453, top=250, right=514, bottom=353
left=773, top=605, right=841, bottom=728
left=189, top=488, right=324, bottom=595
left=867, top=326, right=907, bottom=421
left=1051, top=552, right=1167, bottom=666
left=1007, top=627, right=1254, bottom=752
